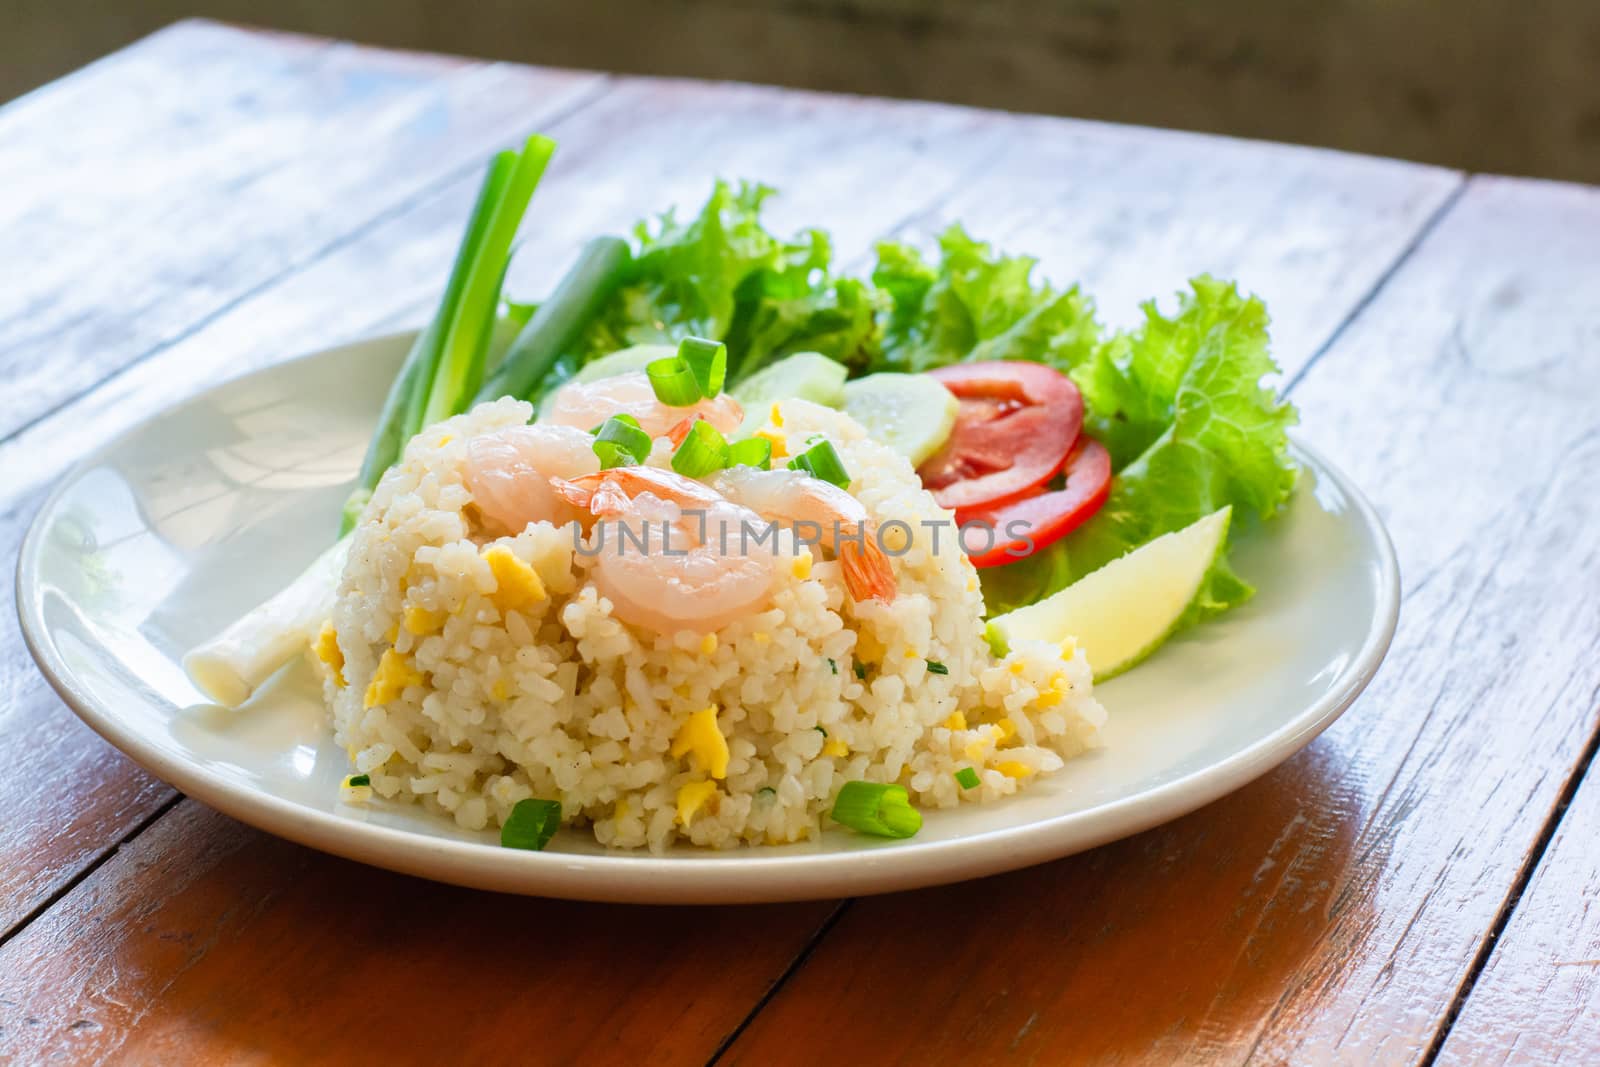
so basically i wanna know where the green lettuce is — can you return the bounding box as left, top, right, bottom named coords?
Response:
left=568, top=181, right=875, bottom=384
left=984, top=277, right=1297, bottom=619
left=871, top=226, right=1100, bottom=373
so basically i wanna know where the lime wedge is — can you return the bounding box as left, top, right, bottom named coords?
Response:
left=985, top=507, right=1232, bottom=681
left=842, top=373, right=959, bottom=467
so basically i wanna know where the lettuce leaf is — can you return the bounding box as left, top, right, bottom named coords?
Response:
left=569, top=181, right=875, bottom=384
left=1051, top=276, right=1298, bottom=623
left=871, top=226, right=1100, bottom=373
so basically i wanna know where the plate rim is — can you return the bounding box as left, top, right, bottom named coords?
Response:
left=16, top=333, right=1401, bottom=904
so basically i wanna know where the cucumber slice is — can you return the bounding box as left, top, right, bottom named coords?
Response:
left=730, top=352, right=848, bottom=434
left=985, top=507, right=1232, bottom=681
left=842, top=373, right=959, bottom=467
left=536, top=344, right=676, bottom=418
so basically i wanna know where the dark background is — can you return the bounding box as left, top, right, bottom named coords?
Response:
left=9, top=0, right=1600, bottom=183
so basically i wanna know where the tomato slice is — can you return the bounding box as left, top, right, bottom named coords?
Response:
left=955, top=437, right=1111, bottom=568
left=917, top=361, right=1083, bottom=509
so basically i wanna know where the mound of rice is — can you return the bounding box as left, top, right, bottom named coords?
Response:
left=315, top=395, right=1106, bottom=851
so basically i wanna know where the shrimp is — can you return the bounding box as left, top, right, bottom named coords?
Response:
left=712, top=465, right=896, bottom=604
left=543, top=371, right=745, bottom=439
left=552, top=467, right=779, bottom=634
left=461, top=423, right=600, bottom=535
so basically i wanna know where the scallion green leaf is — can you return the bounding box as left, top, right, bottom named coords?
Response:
left=830, top=781, right=921, bottom=839
left=787, top=439, right=850, bottom=489
left=678, top=336, right=727, bottom=397
left=670, top=419, right=730, bottom=477
left=647, top=356, right=702, bottom=406
left=726, top=436, right=772, bottom=470
left=827, top=658, right=838, bottom=675
left=926, top=660, right=949, bottom=675
left=592, top=415, right=652, bottom=469
left=854, top=661, right=868, bottom=681
left=343, top=774, right=371, bottom=788
left=501, top=797, right=562, bottom=850
left=955, top=767, right=980, bottom=790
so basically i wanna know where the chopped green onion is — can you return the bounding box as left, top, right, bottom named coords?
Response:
left=678, top=336, right=727, bottom=397
left=831, top=781, right=922, bottom=839
left=854, top=661, right=868, bottom=681
left=955, top=767, right=980, bottom=790
left=671, top=419, right=731, bottom=477
left=647, top=356, right=702, bottom=406
left=755, top=786, right=777, bottom=800
left=343, top=774, right=371, bottom=788
left=501, top=797, right=562, bottom=851
left=926, top=660, right=949, bottom=675
left=787, top=439, right=850, bottom=489
left=813, top=726, right=828, bottom=737
left=827, top=658, right=838, bottom=675
left=592, top=415, right=652, bottom=469
left=726, top=436, right=773, bottom=470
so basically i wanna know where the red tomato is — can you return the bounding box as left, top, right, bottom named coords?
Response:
left=917, top=362, right=1084, bottom=509
left=955, top=437, right=1111, bottom=568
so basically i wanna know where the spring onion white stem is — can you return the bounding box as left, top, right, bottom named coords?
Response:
left=183, top=537, right=350, bottom=708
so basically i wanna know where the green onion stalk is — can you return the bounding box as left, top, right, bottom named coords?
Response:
left=187, top=133, right=633, bottom=708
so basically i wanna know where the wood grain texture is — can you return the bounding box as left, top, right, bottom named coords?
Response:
left=722, top=176, right=1600, bottom=1064
left=0, top=801, right=839, bottom=1065
left=1438, top=752, right=1600, bottom=1065
left=0, top=19, right=603, bottom=440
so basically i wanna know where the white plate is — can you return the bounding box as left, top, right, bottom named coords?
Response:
left=18, top=333, right=1398, bottom=903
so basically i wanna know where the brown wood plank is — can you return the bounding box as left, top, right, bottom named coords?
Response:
left=0, top=801, right=839, bottom=1065
left=721, top=175, right=1600, bottom=1064
left=1438, top=748, right=1600, bottom=1065
left=0, top=19, right=603, bottom=440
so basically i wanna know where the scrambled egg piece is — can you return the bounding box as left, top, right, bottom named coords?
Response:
left=403, top=604, right=446, bottom=635
left=755, top=426, right=787, bottom=457
left=791, top=550, right=813, bottom=580
left=677, top=780, right=718, bottom=826
left=365, top=648, right=424, bottom=708
left=943, top=711, right=967, bottom=731
left=822, top=738, right=849, bottom=758
left=313, top=622, right=345, bottom=687
left=671, top=707, right=730, bottom=779
left=997, top=761, right=1035, bottom=779
left=483, top=545, right=545, bottom=611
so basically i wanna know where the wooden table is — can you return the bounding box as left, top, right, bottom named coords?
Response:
left=3, top=20, right=1597, bottom=1065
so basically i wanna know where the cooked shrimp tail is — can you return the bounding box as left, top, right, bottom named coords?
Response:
left=838, top=532, right=896, bottom=603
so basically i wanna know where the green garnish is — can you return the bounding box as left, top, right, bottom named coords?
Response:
left=342, top=774, right=371, bottom=788
left=670, top=419, right=731, bottom=478
left=592, top=414, right=652, bottom=469
left=925, top=660, right=949, bottom=675
left=646, top=356, right=702, bottom=406
left=787, top=439, right=850, bottom=489
left=827, top=658, right=838, bottom=674
left=678, top=336, right=727, bottom=397
left=813, top=726, right=828, bottom=737
left=854, top=661, right=868, bottom=681
left=475, top=236, right=631, bottom=406
left=501, top=798, right=562, bottom=851
left=340, top=134, right=557, bottom=535
left=831, top=781, right=922, bottom=839
left=726, top=436, right=773, bottom=470
left=955, top=767, right=980, bottom=790
left=755, top=786, right=777, bottom=800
